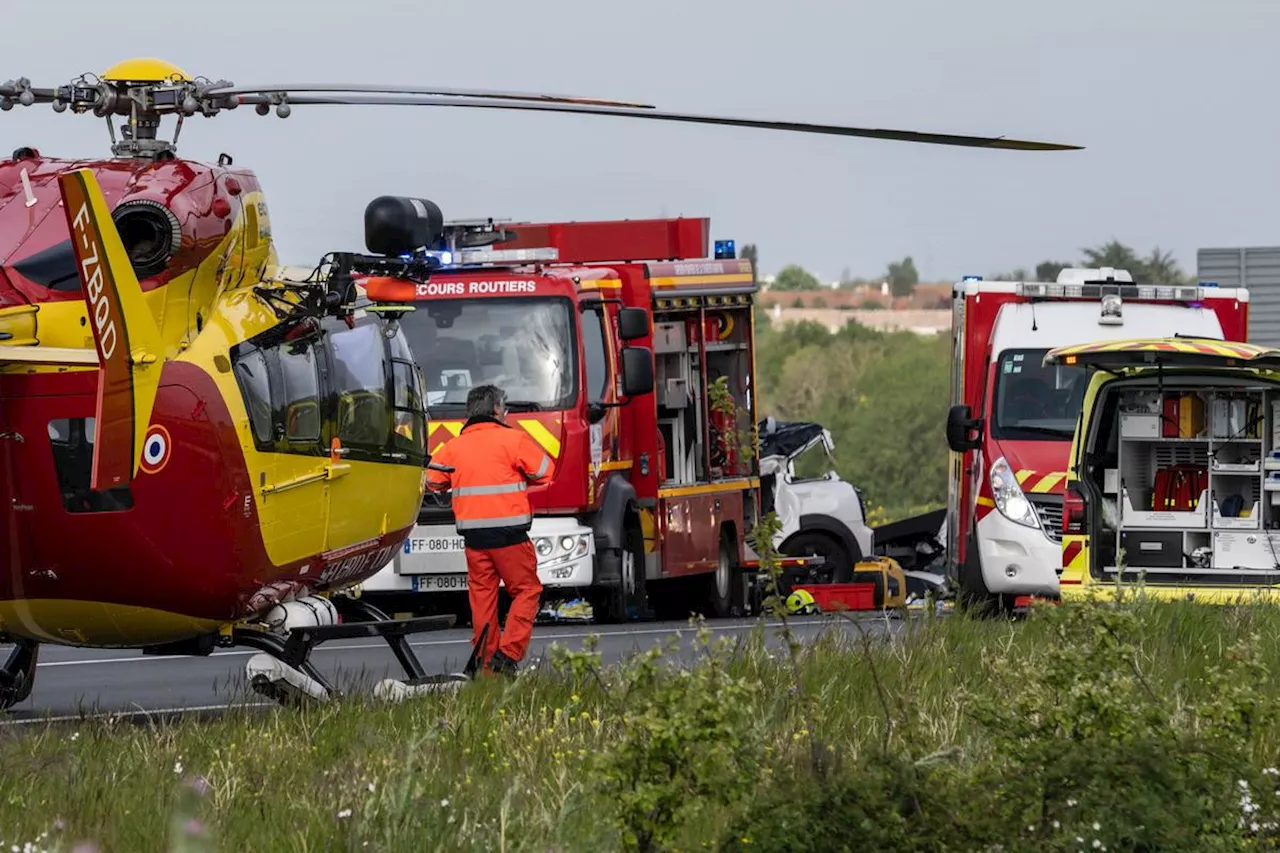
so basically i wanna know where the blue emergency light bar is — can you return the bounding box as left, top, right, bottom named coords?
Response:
left=400, top=246, right=558, bottom=270
left=714, top=239, right=736, bottom=260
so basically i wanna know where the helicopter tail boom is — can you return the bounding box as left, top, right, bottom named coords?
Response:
left=57, top=168, right=164, bottom=492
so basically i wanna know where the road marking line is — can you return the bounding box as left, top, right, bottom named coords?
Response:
left=33, top=618, right=841, bottom=669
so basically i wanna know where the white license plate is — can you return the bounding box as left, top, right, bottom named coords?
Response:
left=414, top=573, right=469, bottom=592
left=404, top=535, right=466, bottom=554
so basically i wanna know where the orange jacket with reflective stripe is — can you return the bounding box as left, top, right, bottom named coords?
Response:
left=425, top=416, right=553, bottom=549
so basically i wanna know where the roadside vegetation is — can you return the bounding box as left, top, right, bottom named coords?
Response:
left=6, top=592, right=1280, bottom=852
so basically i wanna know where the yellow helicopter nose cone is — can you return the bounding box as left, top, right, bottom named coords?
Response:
left=100, top=57, right=192, bottom=84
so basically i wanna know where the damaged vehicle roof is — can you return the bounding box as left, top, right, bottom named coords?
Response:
left=758, top=418, right=828, bottom=459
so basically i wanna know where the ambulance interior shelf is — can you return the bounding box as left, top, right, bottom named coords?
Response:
left=652, top=306, right=752, bottom=487
left=1087, top=384, right=1280, bottom=574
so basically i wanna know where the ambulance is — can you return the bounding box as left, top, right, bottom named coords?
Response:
left=942, top=268, right=1249, bottom=612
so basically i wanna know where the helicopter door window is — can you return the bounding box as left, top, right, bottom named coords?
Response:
left=46, top=417, right=133, bottom=513
left=278, top=341, right=322, bottom=444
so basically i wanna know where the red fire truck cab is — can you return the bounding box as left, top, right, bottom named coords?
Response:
left=360, top=217, right=793, bottom=622
left=942, top=268, right=1249, bottom=612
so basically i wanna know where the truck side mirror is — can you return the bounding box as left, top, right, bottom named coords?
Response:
left=618, top=307, right=649, bottom=342
left=621, top=346, right=655, bottom=397
left=945, top=404, right=983, bottom=453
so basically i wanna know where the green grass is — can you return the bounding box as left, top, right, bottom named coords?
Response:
left=7, top=597, right=1280, bottom=852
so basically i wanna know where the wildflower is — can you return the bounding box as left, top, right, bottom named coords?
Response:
left=337, top=809, right=352, bottom=820
left=189, top=776, right=211, bottom=797
left=173, top=760, right=183, bottom=775
left=183, top=819, right=206, bottom=837
left=440, top=799, right=450, bottom=808
left=367, top=782, right=376, bottom=793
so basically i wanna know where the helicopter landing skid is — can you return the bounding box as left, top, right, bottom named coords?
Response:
left=233, top=604, right=474, bottom=707
left=0, top=641, right=38, bottom=712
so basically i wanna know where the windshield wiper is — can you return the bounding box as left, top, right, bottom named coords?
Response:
left=504, top=401, right=543, bottom=412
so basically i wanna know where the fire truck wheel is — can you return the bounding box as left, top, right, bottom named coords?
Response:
left=705, top=528, right=744, bottom=619
left=589, top=523, right=648, bottom=624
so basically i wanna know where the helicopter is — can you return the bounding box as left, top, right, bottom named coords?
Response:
left=0, top=57, right=1081, bottom=710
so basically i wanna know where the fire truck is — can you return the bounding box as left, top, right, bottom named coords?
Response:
left=358, top=216, right=875, bottom=622
left=941, top=267, right=1250, bottom=612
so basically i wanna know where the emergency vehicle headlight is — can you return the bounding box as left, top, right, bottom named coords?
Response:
left=990, top=456, right=1040, bottom=530
left=535, top=533, right=591, bottom=567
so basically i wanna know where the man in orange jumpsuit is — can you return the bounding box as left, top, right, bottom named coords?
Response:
left=425, top=385, right=553, bottom=677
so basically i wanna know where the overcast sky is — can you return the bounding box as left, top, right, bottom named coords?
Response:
left=6, top=0, right=1279, bottom=283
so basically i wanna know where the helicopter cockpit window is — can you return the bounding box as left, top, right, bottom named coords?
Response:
left=328, top=321, right=392, bottom=453
left=279, top=341, right=321, bottom=443
left=232, top=347, right=273, bottom=445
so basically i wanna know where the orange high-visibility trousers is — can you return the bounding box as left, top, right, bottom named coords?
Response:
left=466, top=539, right=543, bottom=665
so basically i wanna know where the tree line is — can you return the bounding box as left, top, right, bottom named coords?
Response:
left=747, top=237, right=1193, bottom=298
left=754, top=308, right=948, bottom=523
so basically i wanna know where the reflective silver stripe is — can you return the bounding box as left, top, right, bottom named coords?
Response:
left=456, top=514, right=533, bottom=530
left=453, top=482, right=528, bottom=497
left=535, top=454, right=551, bottom=478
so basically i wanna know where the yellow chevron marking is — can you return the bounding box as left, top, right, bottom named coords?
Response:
left=518, top=419, right=561, bottom=458
left=1027, top=472, right=1067, bottom=493
left=976, top=496, right=995, bottom=508
left=426, top=418, right=564, bottom=459
left=1015, top=469, right=1035, bottom=484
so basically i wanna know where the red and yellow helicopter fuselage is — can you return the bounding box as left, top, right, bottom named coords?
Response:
left=0, top=155, right=426, bottom=648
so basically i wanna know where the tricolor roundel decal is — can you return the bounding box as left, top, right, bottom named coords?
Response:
left=140, top=425, right=172, bottom=475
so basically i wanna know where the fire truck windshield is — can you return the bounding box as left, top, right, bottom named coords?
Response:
left=397, top=297, right=576, bottom=414
left=992, top=348, right=1089, bottom=441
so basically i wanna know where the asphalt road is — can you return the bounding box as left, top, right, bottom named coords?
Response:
left=0, top=612, right=920, bottom=724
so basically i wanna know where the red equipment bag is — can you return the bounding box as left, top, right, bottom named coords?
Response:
left=1151, top=464, right=1205, bottom=511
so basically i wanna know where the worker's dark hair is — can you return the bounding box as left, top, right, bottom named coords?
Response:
left=466, top=384, right=506, bottom=418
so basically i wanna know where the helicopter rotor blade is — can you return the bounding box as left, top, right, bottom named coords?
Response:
left=205, top=83, right=655, bottom=110
left=235, top=93, right=1083, bottom=151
